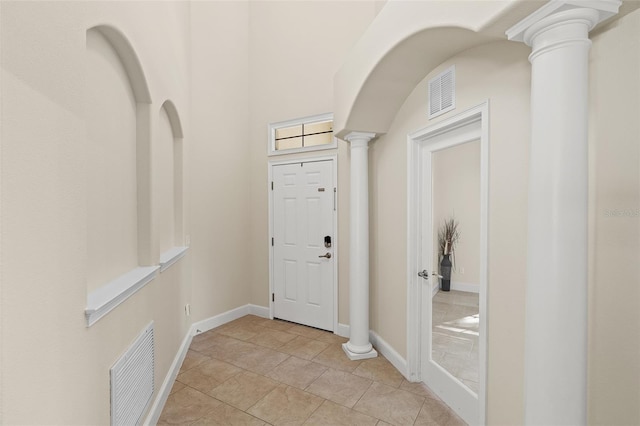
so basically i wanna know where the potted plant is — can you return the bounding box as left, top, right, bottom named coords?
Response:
left=437, top=217, right=460, bottom=292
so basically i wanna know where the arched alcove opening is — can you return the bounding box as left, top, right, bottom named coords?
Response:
left=333, top=0, right=539, bottom=138
left=158, top=100, right=185, bottom=255
left=85, top=24, right=154, bottom=325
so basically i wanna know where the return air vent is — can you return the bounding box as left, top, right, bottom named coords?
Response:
left=428, top=65, right=456, bottom=119
left=110, top=322, right=154, bottom=426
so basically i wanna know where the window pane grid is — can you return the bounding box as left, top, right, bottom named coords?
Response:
left=274, top=120, right=333, bottom=151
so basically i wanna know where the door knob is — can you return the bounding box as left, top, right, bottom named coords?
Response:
left=319, top=253, right=332, bottom=259
left=418, top=270, right=429, bottom=279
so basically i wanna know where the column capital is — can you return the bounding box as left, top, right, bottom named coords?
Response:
left=344, top=131, right=376, bottom=146
left=506, top=0, right=621, bottom=44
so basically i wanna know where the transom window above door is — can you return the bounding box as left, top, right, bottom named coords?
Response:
left=268, top=113, right=336, bottom=156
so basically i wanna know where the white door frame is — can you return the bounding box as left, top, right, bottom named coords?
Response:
left=268, top=154, right=339, bottom=332
left=406, top=101, right=489, bottom=424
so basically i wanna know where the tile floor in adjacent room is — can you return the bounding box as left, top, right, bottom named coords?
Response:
left=159, top=315, right=466, bottom=425
left=431, top=290, right=480, bottom=393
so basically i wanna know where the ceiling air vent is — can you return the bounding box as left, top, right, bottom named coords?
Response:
left=428, top=65, right=455, bottom=119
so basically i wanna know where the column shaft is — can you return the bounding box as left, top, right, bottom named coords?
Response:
left=506, top=4, right=619, bottom=424
left=526, top=17, right=591, bottom=425
left=343, top=132, right=377, bottom=360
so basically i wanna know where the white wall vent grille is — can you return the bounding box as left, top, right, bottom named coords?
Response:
left=428, top=66, right=456, bottom=119
left=110, top=322, right=154, bottom=426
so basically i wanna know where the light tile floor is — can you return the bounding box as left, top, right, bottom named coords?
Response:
left=159, top=315, right=466, bottom=425
left=431, top=290, right=480, bottom=393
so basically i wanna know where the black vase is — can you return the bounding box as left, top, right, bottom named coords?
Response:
left=440, top=254, right=452, bottom=292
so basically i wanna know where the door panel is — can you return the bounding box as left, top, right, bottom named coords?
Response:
left=418, top=126, right=484, bottom=425
left=272, top=160, right=334, bottom=331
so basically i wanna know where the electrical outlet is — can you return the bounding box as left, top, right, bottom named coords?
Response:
left=460, top=267, right=465, bottom=274
left=185, top=234, right=191, bottom=246
left=185, top=304, right=191, bottom=316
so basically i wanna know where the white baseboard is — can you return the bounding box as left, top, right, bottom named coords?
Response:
left=248, top=304, right=269, bottom=318
left=450, top=281, right=479, bottom=293
left=191, top=304, right=250, bottom=335
left=337, top=324, right=408, bottom=380
left=143, top=328, right=193, bottom=426
left=369, top=330, right=408, bottom=379
left=145, top=306, right=413, bottom=424
left=336, top=323, right=350, bottom=339
left=143, top=303, right=272, bottom=423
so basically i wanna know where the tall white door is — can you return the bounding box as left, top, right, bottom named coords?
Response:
left=411, top=109, right=487, bottom=425
left=420, top=140, right=480, bottom=425
left=272, top=160, right=335, bottom=331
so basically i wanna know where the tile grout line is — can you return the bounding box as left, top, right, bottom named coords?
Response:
left=163, top=316, right=464, bottom=425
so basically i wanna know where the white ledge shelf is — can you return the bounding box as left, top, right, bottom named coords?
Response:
left=85, top=266, right=160, bottom=327
left=159, top=246, right=189, bottom=272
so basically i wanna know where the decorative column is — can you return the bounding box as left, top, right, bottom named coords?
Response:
left=342, top=131, right=377, bottom=360
left=507, top=2, right=620, bottom=424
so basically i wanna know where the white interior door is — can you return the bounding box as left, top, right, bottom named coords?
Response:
left=272, top=160, right=335, bottom=331
left=407, top=103, right=488, bottom=426
left=420, top=139, right=479, bottom=424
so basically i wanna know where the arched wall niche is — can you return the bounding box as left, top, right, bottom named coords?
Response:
left=158, top=100, right=185, bottom=252
left=161, top=99, right=184, bottom=138
left=87, top=24, right=152, bottom=104
left=85, top=24, right=154, bottom=299
left=333, top=0, right=540, bottom=138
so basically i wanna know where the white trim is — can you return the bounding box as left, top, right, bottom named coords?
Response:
left=191, top=304, right=251, bottom=335
left=85, top=266, right=160, bottom=327
left=369, top=330, right=409, bottom=379
left=433, top=281, right=480, bottom=296
left=248, top=304, right=270, bottom=318
left=344, top=131, right=376, bottom=142
left=450, top=281, right=480, bottom=293
left=144, top=304, right=263, bottom=425
left=143, top=327, right=192, bottom=426
left=406, top=126, right=423, bottom=383
left=505, top=0, right=621, bottom=42
left=342, top=343, right=377, bottom=361
left=336, top=324, right=409, bottom=379
left=336, top=323, right=350, bottom=339
left=145, top=306, right=361, bottom=423
left=268, top=112, right=337, bottom=156
left=406, top=101, right=489, bottom=425
left=268, top=154, right=339, bottom=333
left=478, top=101, right=490, bottom=426
left=159, top=246, right=189, bottom=273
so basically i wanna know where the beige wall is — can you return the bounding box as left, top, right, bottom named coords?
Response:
left=85, top=27, right=139, bottom=292
left=246, top=1, right=380, bottom=326
left=1, top=1, right=638, bottom=425
left=588, top=9, right=640, bottom=425
left=1, top=1, right=192, bottom=423
left=432, top=140, right=481, bottom=287
left=0, top=1, right=378, bottom=423
left=369, top=40, right=531, bottom=425
left=189, top=0, right=252, bottom=320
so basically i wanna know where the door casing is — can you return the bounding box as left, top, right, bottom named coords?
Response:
left=268, top=154, right=338, bottom=332
left=407, top=101, right=489, bottom=425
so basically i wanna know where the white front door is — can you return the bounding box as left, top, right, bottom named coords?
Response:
left=272, top=159, right=335, bottom=331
